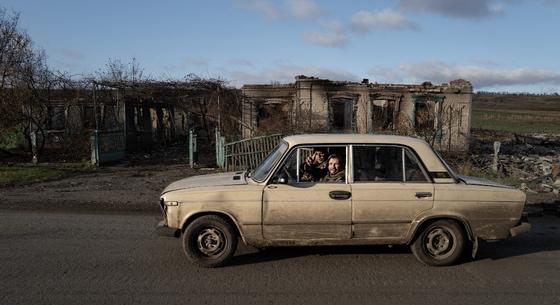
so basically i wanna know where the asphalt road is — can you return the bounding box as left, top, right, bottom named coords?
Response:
left=1, top=210, right=559, bottom=305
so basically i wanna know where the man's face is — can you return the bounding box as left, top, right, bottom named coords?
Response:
left=328, top=158, right=341, bottom=175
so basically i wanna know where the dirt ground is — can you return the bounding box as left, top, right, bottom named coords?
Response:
left=0, top=144, right=222, bottom=213
left=0, top=163, right=220, bottom=213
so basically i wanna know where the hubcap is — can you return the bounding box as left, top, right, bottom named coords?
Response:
left=425, top=227, right=456, bottom=259
left=196, top=227, right=225, bottom=257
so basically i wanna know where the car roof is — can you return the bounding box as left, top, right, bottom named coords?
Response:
left=283, top=134, right=429, bottom=147
left=281, top=133, right=450, bottom=174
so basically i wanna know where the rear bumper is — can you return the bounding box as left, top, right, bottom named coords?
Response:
left=510, top=213, right=531, bottom=237
left=156, top=220, right=180, bottom=237
left=510, top=222, right=531, bottom=237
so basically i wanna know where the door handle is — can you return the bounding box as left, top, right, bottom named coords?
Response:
left=415, top=192, right=432, bottom=198
left=329, top=191, right=352, bottom=200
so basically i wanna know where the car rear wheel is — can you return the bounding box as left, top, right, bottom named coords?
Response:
left=411, top=219, right=466, bottom=266
left=182, top=215, right=238, bottom=268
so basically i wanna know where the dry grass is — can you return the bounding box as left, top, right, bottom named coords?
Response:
left=472, top=109, right=560, bottom=133
left=472, top=93, right=560, bottom=134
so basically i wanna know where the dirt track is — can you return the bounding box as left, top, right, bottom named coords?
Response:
left=0, top=163, right=219, bottom=213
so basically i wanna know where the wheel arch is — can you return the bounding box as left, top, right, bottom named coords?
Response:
left=180, top=211, right=244, bottom=242
left=407, top=215, right=474, bottom=245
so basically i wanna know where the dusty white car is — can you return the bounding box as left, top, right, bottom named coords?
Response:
left=156, top=134, right=530, bottom=267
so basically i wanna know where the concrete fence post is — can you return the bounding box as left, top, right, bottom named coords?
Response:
left=189, top=129, right=198, bottom=168
left=492, top=141, right=501, bottom=173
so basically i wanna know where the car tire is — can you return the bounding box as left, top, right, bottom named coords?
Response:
left=182, top=215, right=238, bottom=268
left=411, top=219, right=466, bottom=266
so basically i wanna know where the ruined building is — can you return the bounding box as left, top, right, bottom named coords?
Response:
left=241, top=76, right=473, bottom=151
left=32, top=80, right=240, bottom=163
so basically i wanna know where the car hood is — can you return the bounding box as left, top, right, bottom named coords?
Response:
left=458, top=175, right=511, bottom=189
left=162, top=171, right=248, bottom=194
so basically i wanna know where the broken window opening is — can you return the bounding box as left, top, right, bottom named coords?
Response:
left=47, top=106, right=66, bottom=130
left=371, top=99, right=395, bottom=131
left=330, top=99, right=353, bottom=132
left=256, top=101, right=289, bottom=133
left=415, top=101, right=435, bottom=131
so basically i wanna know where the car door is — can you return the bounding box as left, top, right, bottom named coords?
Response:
left=351, top=145, right=434, bottom=242
left=262, top=145, right=352, bottom=240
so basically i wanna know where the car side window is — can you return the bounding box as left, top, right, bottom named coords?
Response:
left=404, top=148, right=429, bottom=182
left=272, top=146, right=347, bottom=184
left=353, top=145, right=429, bottom=183
left=353, top=146, right=403, bottom=182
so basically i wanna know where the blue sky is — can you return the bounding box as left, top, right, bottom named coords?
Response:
left=3, top=0, right=560, bottom=92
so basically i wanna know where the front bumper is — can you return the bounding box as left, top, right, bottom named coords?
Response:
left=156, top=220, right=180, bottom=237
left=156, top=198, right=180, bottom=237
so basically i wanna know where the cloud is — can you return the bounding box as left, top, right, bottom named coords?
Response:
left=399, top=0, right=506, bottom=18
left=226, top=58, right=254, bottom=67
left=285, top=0, right=326, bottom=20
left=236, top=0, right=326, bottom=20
left=350, top=9, right=419, bottom=32
left=302, top=23, right=348, bottom=47
left=228, top=65, right=359, bottom=87
left=235, top=0, right=280, bottom=20
left=368, top=60, right=560, bottom=90
left=184, top=56, right=209, bottom=66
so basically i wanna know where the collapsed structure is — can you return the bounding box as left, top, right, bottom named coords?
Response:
left=241, top=76, right=473, bottom=151
left=34, top=80, right=241, bottom=163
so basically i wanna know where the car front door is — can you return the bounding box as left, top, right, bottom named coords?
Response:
left=351, top=145, right=434, bottom=242
left=262, top=145, right=352, bottom=240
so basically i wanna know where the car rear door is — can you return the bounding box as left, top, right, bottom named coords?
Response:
left=351, top=145, right=434, bottom=242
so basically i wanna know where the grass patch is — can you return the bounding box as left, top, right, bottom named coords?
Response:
left=0, top=127, right=26, bottom=150
left=472, top=109, right=560, bottom=134
left=0, top=163, right=93, bottom=186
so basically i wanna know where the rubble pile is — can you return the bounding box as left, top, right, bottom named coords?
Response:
left=468, top=131, right=560, bottom=196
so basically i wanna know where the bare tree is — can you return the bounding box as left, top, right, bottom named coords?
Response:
left=97, top=57, right=145, bottom=84
left=0, top=7, right=66, bottom=161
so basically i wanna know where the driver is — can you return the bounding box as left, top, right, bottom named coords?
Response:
left=320, top=154, right=345, bottom=182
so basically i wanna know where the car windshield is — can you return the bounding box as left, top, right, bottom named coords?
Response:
left=251, top=142, right=288, bottom=182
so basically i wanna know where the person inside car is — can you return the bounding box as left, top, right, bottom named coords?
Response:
left=320, top=154, right=345, bottom=182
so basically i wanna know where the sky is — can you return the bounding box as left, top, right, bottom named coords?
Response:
left=2, top=0, right=560, bottom=92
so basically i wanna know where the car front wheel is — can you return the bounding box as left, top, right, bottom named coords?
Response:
left=411, top=219, right=466, bottom=266
left=182, top=215, right=238, bottom=268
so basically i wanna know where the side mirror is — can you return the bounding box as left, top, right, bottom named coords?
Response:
left=278, top=177, right=287, bottom=184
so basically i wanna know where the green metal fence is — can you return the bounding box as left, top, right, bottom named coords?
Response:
left=217, top=132, right=282, bottom=171
left=90, top=130, right=126, bottom=165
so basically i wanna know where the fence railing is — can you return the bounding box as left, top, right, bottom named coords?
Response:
left=217, top=132, right=282, bottom=171
left=90, top=130, right=126, bottom=165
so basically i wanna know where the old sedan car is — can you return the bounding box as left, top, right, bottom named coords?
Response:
left=156, top=134, right=531, bottom=267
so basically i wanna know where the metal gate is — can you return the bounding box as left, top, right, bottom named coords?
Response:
left=217, top=132, right=282, bottom=171
left=90, top=130, right=126, bottom=165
